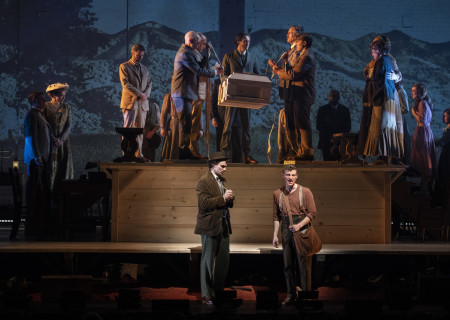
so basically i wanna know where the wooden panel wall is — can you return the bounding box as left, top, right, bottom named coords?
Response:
left=103, top=163, right=399, bottom=244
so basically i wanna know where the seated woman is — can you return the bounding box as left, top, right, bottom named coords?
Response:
left=410, top=83, right=437, bottom=195
left=434, top=108, right=450, bottom=204
left=44, top=82, right=74, bottom=198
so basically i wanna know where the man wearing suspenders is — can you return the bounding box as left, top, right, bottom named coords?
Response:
left=272, top=165, right=317, bottom=305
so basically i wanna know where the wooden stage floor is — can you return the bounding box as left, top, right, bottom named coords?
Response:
left=1, top=241, right=450, bottom=255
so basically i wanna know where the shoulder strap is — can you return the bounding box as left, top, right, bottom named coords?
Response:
left=278, top=190, right=283, bottom=210
left=298, top=185, right=303, bottom=207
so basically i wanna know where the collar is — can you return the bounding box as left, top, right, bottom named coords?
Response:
left=211, top=171, right=224, bottom=182
left=290, top=43, right=296, bottom=49
left=130, top=59, right=140, bottom=67
left=285, top=183, right=298, bottom=194
left=330, top=103, right=339, bottom=110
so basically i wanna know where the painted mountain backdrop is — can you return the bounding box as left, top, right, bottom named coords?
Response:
left=1, top=20, right=449, bottom=175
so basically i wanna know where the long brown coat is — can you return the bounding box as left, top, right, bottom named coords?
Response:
left=195, top=171, right=233, bottom=236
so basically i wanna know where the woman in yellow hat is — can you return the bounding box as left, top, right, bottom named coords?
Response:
left=44, top=82, right=74, bottom=197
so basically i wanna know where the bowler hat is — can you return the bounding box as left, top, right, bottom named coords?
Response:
left=208, top=151, right=228, bottom=162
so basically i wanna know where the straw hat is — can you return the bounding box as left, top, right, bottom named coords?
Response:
left=46, top=82, right=69, bottom=92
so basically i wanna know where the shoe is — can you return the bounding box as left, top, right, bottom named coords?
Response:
left=369, top=159, right=388, bottom=166
left=191, top=152, right=208, bottom=160
left=293, top=154, right=314, bottom=161
left=245, top=156, right=258, bottom=164
left=281, top=297, right=295, bottom=306
left=202, top=296, right=214, bottom=305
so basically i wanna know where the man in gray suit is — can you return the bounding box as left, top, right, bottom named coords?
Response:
left=195, top=151, right=234, bottom=304
left=119, top=43, right=152, bottom=159
left=171, top=31, right=223, bottom=159
left=220, top=33, right=259, bottom=164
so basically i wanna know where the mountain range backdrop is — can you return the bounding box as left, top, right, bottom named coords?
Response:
left=1, top=0, right=449, bottom=176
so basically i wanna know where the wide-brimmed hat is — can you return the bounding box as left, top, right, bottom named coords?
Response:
left=208, top=151, right=228, bottom=162
left=46, top=82, right=69, bottom=92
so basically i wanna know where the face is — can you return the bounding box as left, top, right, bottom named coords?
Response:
left=212, top=161, right=227, bottom=177
left=50, top=90, right=67, bottom=103
left=237, top=36, right=250, bottom=52
left=329, top=92, right=339, bottom=105
left=287, top=27, right=298, bottom=44
left=371, top=47, right=381, bottom=60
left=295, top=40, right=306, bottom=52
left=132, top=50, right=145, bottom=63
left=37, top=95, right=46, bottom=110
left=411, top=87, right=418, bottom=100
left=197, top=37, right=207, bottom=52
left=444, top=112, right=450, bottom=125
left=282, top=170, right=298, bottom=188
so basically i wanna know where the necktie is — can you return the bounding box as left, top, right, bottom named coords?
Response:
left=216, top=177, right=225, bottom=194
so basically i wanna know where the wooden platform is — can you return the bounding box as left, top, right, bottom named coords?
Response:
left=100, top=162, right=405, bottom=244
left=1, top=242, right=450, bottom=256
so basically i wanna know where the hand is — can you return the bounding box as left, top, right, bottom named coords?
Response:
left=160, top=128, right=167, bottom=138
left=272, top=66, right=280, bottom=75
left=212, top=118, right=219, bottom=128
left=198, top=129, right=204, bottom=139
left=224, top=189, right=234, bottom=201
left=216, top=66, right=224, bottom=75
left=145, top=128, right=155, bottom=139
left=272, top=235, right=279, bottom=248
left=289, top=223, right=301, bottom=233
left=386, top=71, right=399, bottom=81
left=54, top=137, right=62, bottom=148
left=139, top=93, right=148, bottom=101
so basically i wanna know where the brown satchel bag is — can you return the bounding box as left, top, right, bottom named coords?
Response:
left=281, top=185, right=322, bottom=256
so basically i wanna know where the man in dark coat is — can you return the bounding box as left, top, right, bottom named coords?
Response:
left=171, top=31, right=223, bottom=158
left=270, top=33, right=316, bottom=161
left=316, top=90, right=351, bottom=160
left=220, top=33, right=259, bottom=164
left=195, top=151, right=234, bottom=304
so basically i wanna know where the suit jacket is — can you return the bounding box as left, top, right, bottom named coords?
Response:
left=195, top=171, right=233, bottom=236
left=171, top=44, right=216, bottom=101
left=119, top=60, right=152, bottom=111
left=316, top=103, right=351, bottom=149
left=24, top=108, right=51, bottom=164
left=222, top=49, right=260, bottom=76
left=277, top=48, right=316, bottom=105
left=279, top=47, right=299, bottom=90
